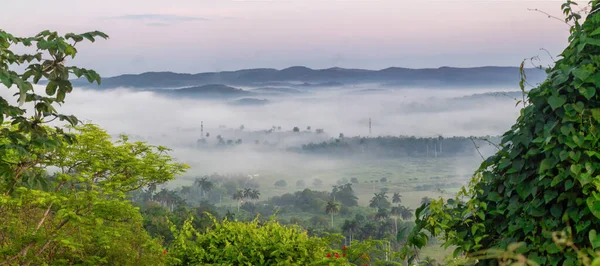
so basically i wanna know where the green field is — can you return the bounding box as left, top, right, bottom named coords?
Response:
left=172, top=155, right=481, bottom=210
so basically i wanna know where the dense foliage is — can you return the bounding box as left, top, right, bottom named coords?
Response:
left=0, top=124, right=188, bottom=265
left=167, top=215, right=350, bottom=265
left=404, top=1, right=600, bottom=265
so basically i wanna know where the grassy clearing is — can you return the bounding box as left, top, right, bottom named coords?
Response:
left=172, top=156, right=480, bottom=209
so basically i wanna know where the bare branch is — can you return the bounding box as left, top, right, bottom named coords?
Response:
left=539, top=48, right=556, bottom=63
left=527, top=8, right=572, bottom=26
left=470, top=137, right=486, bottom=161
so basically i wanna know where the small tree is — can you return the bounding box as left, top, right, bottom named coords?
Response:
left=232, top=190, right=244, bottom=212
left=325, top=200, right=341, bottom=228
left=296, top=180, right=306, bottom=188
left=392, top=192, right=402, bottom=204
left=293, top=127, right=300, bottom=132
left=274, top=180, right=287, bottom=188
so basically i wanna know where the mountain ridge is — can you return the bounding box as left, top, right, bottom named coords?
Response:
left=72, top=66, right=548, bottom=89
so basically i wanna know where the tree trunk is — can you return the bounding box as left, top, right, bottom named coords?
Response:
left=331, top=213, right=334, bottom=228
left=394, top=217, right=398, bottom=237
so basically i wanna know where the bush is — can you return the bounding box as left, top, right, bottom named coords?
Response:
left=167, top=215, right=345, bottom=265
left=274, top=179, right=288, bottom=187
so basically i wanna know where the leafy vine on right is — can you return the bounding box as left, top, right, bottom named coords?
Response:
left=402, top=1, right=600, bottom=265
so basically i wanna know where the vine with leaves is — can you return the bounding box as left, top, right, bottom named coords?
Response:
left=401, top=1, right=600, bottom=265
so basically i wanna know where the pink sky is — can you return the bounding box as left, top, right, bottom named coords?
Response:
left=1, top=0, right=576, bottom=76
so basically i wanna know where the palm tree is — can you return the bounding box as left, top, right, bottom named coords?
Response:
left=180, top=186, right=192, bottom=201
left=419, top=256, right=438, bottom=266
left=390, top=206, right=401, bottom=235
left=375, top=207, right=389, bottom=221
left=400, top=206, right=414, bottom=220
left=248, top=189, right=260, bottom=201
left=369, top=192, right=390, bottom=209
left=232, top=190, right=245, bottom=212
left=325, top=200, right=341, bottom=228
left=194, top=177, right=214, bottom=198
left=392, top=192, right=402, bottom=204
left=421, top=197, right=433, bottom=206
left=243, top=188, right=257, bottom=201
left=341, top=219, right=359, bottom=245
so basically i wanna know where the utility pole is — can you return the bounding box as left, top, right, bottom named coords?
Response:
left=201, top=121, right=204, bottom=139
left=369, top=118, right=372, bottom=135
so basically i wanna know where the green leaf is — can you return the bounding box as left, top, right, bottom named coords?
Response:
left=587, top=38, right=600, bottom=47
left=574, top=101, right=585, bottom=113
left=547, top=95, right=567, bottom=110
left=571, top=164, right=582, bottom=175
left=573, top=66, right=593, bottom=81
left=539, top=158, right=555, bottom=173
left=516, top=182, right=533, bottom=200
left=1, top=75, right=13, bottom=88
left=592, top=109, right=600, bottom=123
left=587, top=195, right=600, bottom=219
left=487, top=192, right=502, bottom=202
left=56, top=89, right=66, bottom=102
left=579, top=86, right=596, bottom=100
left=559, top=150, right=569, bottom=161
left=550, top=204, right=563, bottom=218
left=81, top=33, right=96, bottom=42
left=590, top=230, right=600, bottom=249
left=46, top=81, right=58, bottom=96
left=591, top=27, right=600, bottom=36
left=579, top=173, right=593, bottom=186
left=569, top=151, right=581, bottom=162
left=565, top=179, right=574, bottom=190
left=544, top=190, right=558, bottom=203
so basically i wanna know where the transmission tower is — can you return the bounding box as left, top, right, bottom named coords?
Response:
left=201, top=121, right=204, bottom=139
left=369, top=118, right=372, bottom=135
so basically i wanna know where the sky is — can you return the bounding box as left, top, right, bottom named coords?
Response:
left=1, top=0, right=577, bottom=77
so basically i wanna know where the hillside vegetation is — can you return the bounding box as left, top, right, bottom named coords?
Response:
left=1, top=1, right=599, bottom=265
left=403, top=1, right=600, bottom=265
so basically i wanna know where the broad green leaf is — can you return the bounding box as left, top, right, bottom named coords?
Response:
left=572, top=66, right=593, bottom=81
left=539, top=158, right=555, bottom=173
left=587, top=38, right=600, bottom=47
left=592, top=109, right=600, bottom=123
left=587, top=195, right=600, bottom=219
left=46, top=81, right=58, bottom=96
left=579, top=86, right=596, bottom=100
left=487, top=191, right=502, bottom=202
left=547, top=95, right=567, bottom=110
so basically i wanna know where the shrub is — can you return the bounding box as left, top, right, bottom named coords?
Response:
left=274, top=179, right=288, bottom=187
left=167, top=215, right=344, bottom=265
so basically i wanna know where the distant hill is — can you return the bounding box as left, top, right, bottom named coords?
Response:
left=252, top=87, right=305, bottom=95
left=230, top=98, right=270, bottom=106
left=158, top=84, right=252, bottom=99
left=72, top=66, right=548, bottom=90
left=455, top=91, right=524, bottom=101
